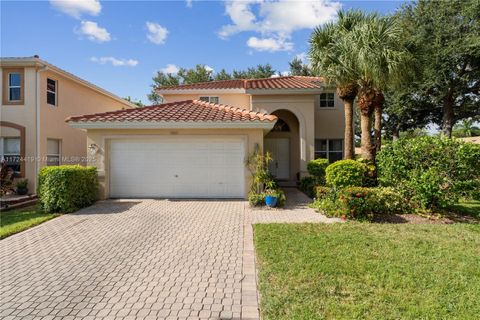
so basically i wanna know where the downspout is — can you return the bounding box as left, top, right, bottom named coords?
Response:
left=35, top=65, right=48, bottom=191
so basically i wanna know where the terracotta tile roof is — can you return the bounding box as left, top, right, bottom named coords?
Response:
left=157, top=76, right=324, bottom=91
left=66, top=100, right=277, bottom=123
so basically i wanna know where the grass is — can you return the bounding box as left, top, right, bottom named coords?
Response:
left=0, top=206, right=60, bottom=239
left=254, top=223, right=480, bottom=320
left=450, top=200, right=480, bottom=218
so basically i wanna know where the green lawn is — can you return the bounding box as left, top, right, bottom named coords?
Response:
left=0, top=206, right=60, bottom=239
left=254, top=223, right=480, bottom=320
left=450, top=200, right=480, bottom=218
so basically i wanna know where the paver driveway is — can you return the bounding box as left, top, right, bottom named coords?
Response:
left=0, top=189, right=338, bottom=320
left=0, top=200, right=247, bottom=320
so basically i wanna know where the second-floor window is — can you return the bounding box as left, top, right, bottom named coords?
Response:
left=199, top=96, right=219, bottom=104
left=319, top=93, right=335, bottom=108
left=8, top=73, right=21, bottom=101
left=47, top=78, right=57, bottom=106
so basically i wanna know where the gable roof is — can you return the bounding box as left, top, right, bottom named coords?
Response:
left=0, top=56, right=137, bottom=109
left=66, top=99, right=277, bottom=129
left=156, top=76, right=325, bottom=93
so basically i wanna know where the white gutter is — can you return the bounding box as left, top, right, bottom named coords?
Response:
left=68, top=120, right=276, bottom=130
left=35, top=65, right=48, bottom=191
left=156, top=88, right=246, bottom=95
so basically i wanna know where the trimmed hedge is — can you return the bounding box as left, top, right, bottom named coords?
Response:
left=38, top=165, right=98, bottom=213
left=307, top=158, right=329, bottom=184
left=326, top=160, right=366, bottom=189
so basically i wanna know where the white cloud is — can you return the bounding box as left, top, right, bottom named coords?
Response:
left=77, top=20, right=111, bottom=42
left=161, top=64, right=180, bottom=74
left=205, top=65, right=214, bottom=72
left=90, top=57, right=138, bottom=67
left=146, top=22, right=168, bottom=45
left=186, top=0, right=193, bottom=8
left=246, top=36, right=293, bottom=52
left=219, top=0, right=341, bottom=51
left=295, top=52, right=308, bottom=62
left=50, top=0, right=101, bottom=19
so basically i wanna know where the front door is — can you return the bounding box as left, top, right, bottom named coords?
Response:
left=264, top=138, right=290, bottom=180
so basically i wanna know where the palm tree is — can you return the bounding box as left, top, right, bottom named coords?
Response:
left=310, top=10, right=372, bottom=160
left=348, top=15, right=411, bottom=161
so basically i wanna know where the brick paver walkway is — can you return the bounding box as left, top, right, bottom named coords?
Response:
left=0, top=189, right=337, bottom=320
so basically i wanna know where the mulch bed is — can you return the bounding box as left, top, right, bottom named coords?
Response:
left=373, top=212, right=479, bottom=224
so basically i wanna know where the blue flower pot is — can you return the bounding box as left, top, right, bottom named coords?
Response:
left=265, top=195, right=278, bottom=207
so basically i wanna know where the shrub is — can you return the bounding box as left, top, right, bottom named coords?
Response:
left=315, top=186, right=332, bottom=199
left=298, top=176, right=316, bottom=198
left=307, top=158, right=329, bottom=184
left=38, top=165, right=98, bottom=213
left=325, top=160, right=365, bottom=189
left=377, top=136, right=480, bottom=210
left=248, top=192, right=265, bottom=206
left=311, top=187, right=407, bottom=220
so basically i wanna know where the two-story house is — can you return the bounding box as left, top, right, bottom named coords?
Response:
left=67, top=76, right=346, bottom=199
left=0, top=56, right=135, bottom=192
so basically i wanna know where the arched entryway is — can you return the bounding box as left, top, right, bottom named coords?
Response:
left=264, top=110, right=300, bottom=184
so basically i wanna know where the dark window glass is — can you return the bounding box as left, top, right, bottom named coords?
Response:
left=315, top=139, right=327, bottom=151
left=209, top=97, right=219, bottom=104
left=47, top=92, right=56, bottom=105
left=199, top=96, right=209, bottom=102
left=47, top=78, right=57, bottom=106
left=329, top=152, right=343, bottom=163
left=329, top=139, right=343, bottom=151
left=9, top=73, right=20, bottom=86
left=272, top=119, right=290, bottom=132
left=319, top=93, right=335, bottom=108
left=9, top=88, right=21, bottom=101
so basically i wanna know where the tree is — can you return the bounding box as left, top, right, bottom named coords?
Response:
left=397, top=0, right=480, bottom=137
left=348, top=14, right=412, bottom=161
left=214, top=69, right=232, bottom=81
left=177, top=64, right=213, bottom=84
left=124, top=96, right=144, bottom=107
left=452, top=118, right=480, bottom=137
left=147, top=72, right=180, bottom=104
left=289, top=57, right=313, bottom=76
left=232, top=64, right=276, bottom=79
left=310, top=10, right=372, bottom=160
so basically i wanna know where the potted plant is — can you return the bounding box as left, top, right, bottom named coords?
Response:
left=264, top=189, right=279, bottom=207
left=15, top=179, right=28, bottom=195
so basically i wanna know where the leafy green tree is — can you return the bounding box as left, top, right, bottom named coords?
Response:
left=214, top=68, right=233, bottom=81
left=289, top=57, right=313, bottom=76
left=397, top=0, right=480, bottom=137
left=453, top=118, right=480, bottom=137
left=177, top=64, right=213, bottom=84
left=232, top=64, right=276, bottom=79
left=147, top=72, right=180, bottom=104
left=124, top=96, right=144, bottom=107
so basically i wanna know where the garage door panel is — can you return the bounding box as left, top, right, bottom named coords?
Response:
left=109, top=137, right=245, bottom=198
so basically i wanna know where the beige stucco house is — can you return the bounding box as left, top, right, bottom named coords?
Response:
left=0, top=56, right=136, bottom=192
left=68, top=76, right=346, bottom=200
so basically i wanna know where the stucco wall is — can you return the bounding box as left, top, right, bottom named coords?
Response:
left=162, top=93, right=250, bottom=108
left=314, top=93, right=345, bottom=139
left=85, top=128, right=264, bottom=199
left=251, top=94, right=316, bottom=176
left=0, top=66, right=131, bottom=191
left=1, top=67, right=38, bottom=190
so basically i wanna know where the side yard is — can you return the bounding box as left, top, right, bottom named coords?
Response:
left=0, top=206, right=60, bottom=239
left=254, top=223, right=480, bottom=320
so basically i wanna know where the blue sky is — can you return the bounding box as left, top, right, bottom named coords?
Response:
left=1, top=0, right=407, bottom=104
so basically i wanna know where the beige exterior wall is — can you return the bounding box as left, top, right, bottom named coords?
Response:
left=0, top=65, right=132, bottom=192
left=251, top=94, right=316, bottom=177
left=314, top=92, right=345, bottom=139
left=85, top=128, right=265, bottom=199
left=162, top=93, right=250, bottom=108
left=1, top=67, right=39, bottom=191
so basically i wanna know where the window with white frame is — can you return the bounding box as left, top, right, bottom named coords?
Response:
left=1, top=137, right=21, bottom=174
left=47, top=78, right=57, bottom=106
left=315, top=139, right=343, bottom=162
left=47, top=139, right=61, bottom=166
left=319, top=93, right=335, bottom=108
left=8, top=73, right=21, bottom=101
left=199, top=96, right=219, bottom=104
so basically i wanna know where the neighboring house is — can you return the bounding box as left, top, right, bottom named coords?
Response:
left=0, top=56, right=136, bottom=192
left=67, top=76, right=346, bottom=199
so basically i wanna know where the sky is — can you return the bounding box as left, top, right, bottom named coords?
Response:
left=1, top=0, right=407, bottom=104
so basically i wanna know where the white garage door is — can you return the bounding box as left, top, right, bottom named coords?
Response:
left=109, top=137, right=245, bottom=198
